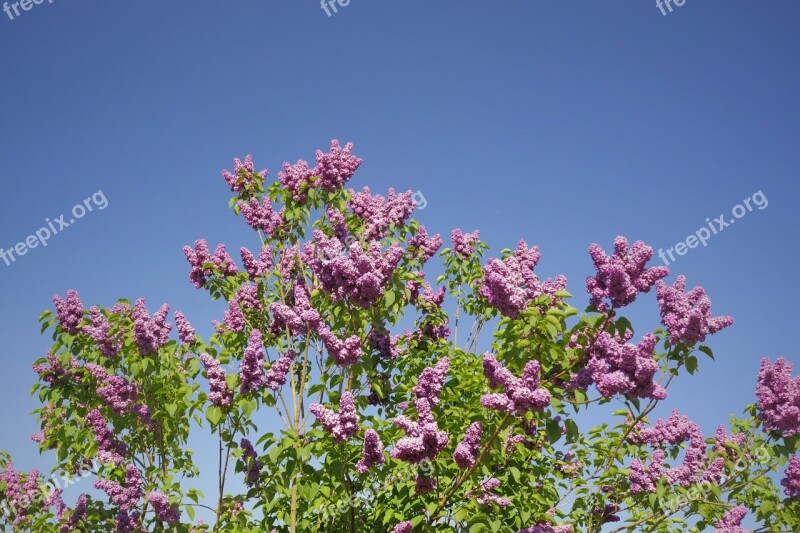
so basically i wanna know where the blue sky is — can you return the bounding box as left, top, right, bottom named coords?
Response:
left=1, top=0, right=798, bottom=526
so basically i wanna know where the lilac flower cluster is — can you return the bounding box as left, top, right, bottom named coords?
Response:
left=240, top=329, right=267, bottom=394
left=183, top=240, right=238, bottom=289
left=755, top=357, right=800, bottom=437
left=468, top=477, right=511, bottom=507
left=369, top=328, right=401, bottom=359
left=0, top=463, right=41, bottom=526
left=85, top=409, right=127, bottom=464
left=580, top=330, right=667, bottom=401
left=714, top=506, right=748, bottom=533
left=318, top=325, right=363, bottom=366
left=241, top=246, right=273, bottom=279
left=222, top=154, right=268, bottom=194
left=480, top=353, right=551, bottom=414
left=655, top=276, right=734, bottom=345
left=518, top=524, right=574, bottom=533
left=407, top=226, right=442, bottom=262
left=586, top=236, right=669, bottom=310
left=222, top=283, right=263, bottom=333
left=61, top=494, right=87, bottom=532
left=415, top=475, right=436, bottom=495
left=148, top=491, right=179, bottom=523
left=451, top=229, right=480, bottom=258
left=200, top=354, right=233, bottom=408
left=356, top=429, right=385, bottom=474
left=53, top=290, right=84, bottom=334
left=269, top=281, right=321, bottom=336
left=782, top=455, right=800, bottom=498
left=84, top=306, right=123, bottom=358
left=174, top=311, right=196, bottom=346
left=278, top=140, right=362, bottom=202
left=412, top=357, right=450, bottom=405
left=94, top=464, right=143, bottom=512
left=309, top=391, right=360, bottom=442
left=240, top=439, right=263, bottom=487
left=390, top=397, right=449, bottom=464
left=131, top=299, right=172, bottom=355
left=238, top=196, right=285, bottom=236
left=392, top=522, right=413, bottom=533
left=84, top=363, right=138, bottom=415
left=349, top=187, right=415, bottom=241
left=33, top=352, right=79, bottom=385
left=265, top=350, right=296, bottom=391
left=453, top=422, right=482, bottom=469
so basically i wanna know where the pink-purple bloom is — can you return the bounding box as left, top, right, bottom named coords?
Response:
left=238, top=196, right=285, bottom=236
left=412, top=357, right=450, bottom=404
left=480, top=353, right=551, bottom=414
left=240, top=439, right=263, bottom=487
left=222, top=154, right=268, bottom=193
left=241, top=245, right=273, bottom=279
left=756, top=357, right=800, bottom=437
left=451, top=229, right=480, bottom=258
left=265, top=350, right=296, bottom=391
left=781, top=455, right=800, bottom=498
left=93, top=464, right=143, bottom=512
left=390, top=398, right=449, bottom=464
left=201, top=353, right=233, bottom=408
left=714, top=506, right=749, bottom=533
left=453, top=422, right=482, bottom=469
left=131, top=298, right=172, bottom=355
left=53, top=290, right=84, bottom=334
left=309, top=391, right=360, bottom=442
left=240, top=329, right=267, bottom=394
left=174, top=311, right=196, bottom=345
left=356, top=429, right=385, bottom=474
left=85, top=409, right=127, bottom=465
left=148, top=491, right=179, bottom=523
left=349, top=187, right=415, bottom=241
left=655, top=275, right=734, bottom=345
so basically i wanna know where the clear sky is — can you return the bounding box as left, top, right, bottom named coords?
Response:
left=0, top=0, right=798, bottom=527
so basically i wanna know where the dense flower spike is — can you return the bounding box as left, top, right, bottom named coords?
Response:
left=392, top=522, right=413, bottom=533
left=222, top=154, right=268, bottom=193
left=238, top=196, right=284, bottom=235
left=309, top=392, right=360, bottom=442
left=93, top=464, right=144, bottom=512
left=518, top=525, right=574, bottom=533
left=318, top=325, right=363, bottom=367
left=240, top=245, right=273, bottom=279
left=468, top=477, right=512, bottom=507
left=655, top=276, right=734, bottom=345
left=349, top=187, right=415, bottom=241
left=84, top=363, right=138, bottom=415
left=33, top=352, right=79, bottom=385
left=315, top=140, right=362, bottom=192
left=356, top=429, right=385, bottom=473
left=453, top=422, right=482, bottom=469
left=183, top=239, right=212, bottom=288
left=278, top=159, right=315, bottom=202
left=756, top=357, right=800, bottom=436
left=222, top=283, right=262, bottom=333
left=85, top=409, right=127, bottom=464
left=148, top=491, right=179, bottom=523
left=174, top=311, right=196, bottom=345
left=586, top=236, right=669, bottom=309
left=200, top=354, right=233, bottom=408
left=211, top=244, right=239, bottom=277
left=480, top=353, right=551, bottom=414
left=0, top=463, right=42, bottom=526
left=269, top=280, right=321, bottom=336
left=53, top=290, right=83, bottom=334
left=240, top=439, right=263, bottom=487
left=131, top=299, right=172, bottom=355
left=265, top=350, right=296, bottom=391
left=714, top=507, right=749, bottom=533
left=390, top=398, right=450, bottom=463
left=782, top=456, right=800, bottom=498
left=415, top=475, right=436, bottom=495
left=412, top=357, right=450, bottom=404
left=83, top=306, right=122, bottom=358
left=240, top=330, right=267, bottom=394
left=451, top=229, right=480, bottom=258
left=407, top=225, right=442, bottom=262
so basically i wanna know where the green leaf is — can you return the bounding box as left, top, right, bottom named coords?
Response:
left=206, top=406, right=223, bottom=425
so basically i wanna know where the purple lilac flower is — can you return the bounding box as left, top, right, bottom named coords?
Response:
left=756, top=357, right=800, bottom=437
left=84, top=363, right=138, bottom=415
left=148, top=491, right=179, bottom=523
left=82, top=306, right=122, bottom=358
left=33, top=352, right=79, bottom=385
left=412, top=357, right=450, bottom=404
left=183, top=239, right=212, bottom=288
left=309, top=391, right=360, bottom=442
left=222, top=283, right=263, bottom=333
left=781, top=455, right=800, bottom=498
left=238, top=196, right=285, bottom=236
left=468, top=477, right=511, bottom=507
left=200, top=353, right=233, bottom=408
left=356, top=429, right=385, bottom=474
left=174, top=311, right=196, bottom=345
left=53, top=290, right=84, bottom=334
left=85, top=409, right=127, bottom=465
left=278, top=159, right=315, bottom=202
left=241, top=245, right=272, bottom=279
left=240, top=439, right=263, bottom=487
left=518, top=525, right=574, bottom=533
left=0, top=463, right=42, bottom=526
left=415, top=475, right=436, bottom=495
left=451, top=229, right=480, bottom=258
left=318, top=325, right=363, bottom=367
left=369, top=328, right=401, bottom=359
left=453, top=422, right=482, bottom=469
left=265, top=350, right=296, bottom=391
left=269, top=281, right=321, bottom=336
left=655, top=275, right=734, bottom=345
left=480, top=353, right=551, bottom=414
left=586, top=236, right=669, bottom=310
left=407, top=226, right=442, bottom=262
left=392, top=522, right=413, bottom=533
left=315, top=140, right=362, bottom=192
left=211, top=244, right=239, bottom=277
left=131, top=298, right=172, bottom=355
left=714, top=506, right=749, bottom=533
left=60, top=494, right=88, bottom=532
left=349, top=187, right=415, bottom=241
left=222, top=154, right=268, bottom=193
left=390, top=398, right=449, bottom=464
left=93, top=464, right=143, bottom=512
left=240, top=329, right=267, bottom=394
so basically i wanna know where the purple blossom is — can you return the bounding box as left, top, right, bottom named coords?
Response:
left=93, top=464, right=143, bottom=512
left=480, top=353, right=551, bottom=414
left=407, top=225, right=442, bottom=262
left=518, top=525, right=574, bottom=533
left=269, top=281, right=320, bottom=336
left=412, top=358, right=450, bottom=404
left=309, top=391, right=360, bottom=442
left=318, top=325, right=363, bottom=367
left=655, top=276, right=734, bottom=345
left=183, top=239, right=212, bottom=288
left=369, top=328, right=401, bottom=359
left=468, top=477, right=511, bottom=507
left=392, top=522, right=413, bottom=533
left=356, top=429, right=385, bottom=474
left=782, top=455, right=800, bottom=498
left=0, top=462, right=42, bottom=526
left=240, top=439, right=263, bottom=487
left=756, top=357, right=800, bottom=437
left=241, top=245, right=273, bottom=279
left=390, top=398, right=449, bottom=464
left=131, top=298, right=172, bottom=355
left=714, top=506, right=749, bottom=533
left=85, top=409, right=127, bottom=465
left=33, top=352, right=79, bottom=385
left=53, top=290, right=84, bottom=334
left=278, top=158, right=315, bottom=202
left=222, top=154, right=268, bottom=193
left=415, top=475, right=436, bottom=495
left=349, top=187, right=415, bottom=241
left=148, top=491, right=179, bottom=523
left=265, top=350, right=296, bottom=391
left=201, top=353, right=233, bottom=408
left=238, top=196, right=285, bottom=235
left=84, top=363, right=138, bottom=415
left=240, top=329, right=267, bottom=394
left=83, top=306, right=122, bottom=358
left=451, top=229, right=480, bottom=258
left=211, top=244, right=239, bottom=277
left=586, top=236, right=669, bottom=309
left=222, top=283, right=263, bottom=333
left=453, top=422, right=482, bottom=469
left=315, top=140, right=362, bottom=192
left=174, top=311, right=196, bottom=345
